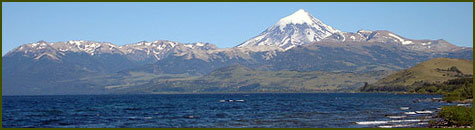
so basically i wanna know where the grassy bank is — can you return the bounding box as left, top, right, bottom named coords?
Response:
left=431, top=106, right=473, bottom=128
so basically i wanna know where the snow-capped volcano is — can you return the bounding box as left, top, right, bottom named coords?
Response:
left=237, top=9, right=340, bottom=50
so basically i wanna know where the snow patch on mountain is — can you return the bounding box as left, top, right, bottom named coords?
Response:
left=388, top=33, right=414, bottom=45
left=276, top=9, right=315, bottom=29
left=238, top=9, right=340, bottom=50
left=7, top=40, right=219, bottom=61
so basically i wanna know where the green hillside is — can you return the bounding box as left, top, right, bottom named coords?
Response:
left=111, top=65, right=392, bottom=94
left=360, top=58, right=473, bottom=92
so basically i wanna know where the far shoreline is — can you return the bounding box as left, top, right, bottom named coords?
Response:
left=2, top=91, right=445, bottom=97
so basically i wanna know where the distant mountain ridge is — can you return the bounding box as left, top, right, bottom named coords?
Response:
left=6, top=40, right=217, bottom=63
left=2, top=9, right=473, bottom=95
left=323, top=30, right=465, bottom=52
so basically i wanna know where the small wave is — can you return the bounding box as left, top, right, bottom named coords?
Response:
left=418, top=122, right=429, bottom=125
left=128, top=116, right=139, bottom=120
left=378, top=124, right=413, bottom=128
left=415, top=111, right=433, bottom=114
left=400, top=107, right=410, bottom=110
left=389, top=119, right=421, bottom=123
left=387, top=115, right=407, bottom=119
left=220, top=99, right=245, bottom=102
left=355, top=121, right=388, bottom=125
left=404, top=112, right=417, bottom=115
left=356, top=119, right=422, bottom=125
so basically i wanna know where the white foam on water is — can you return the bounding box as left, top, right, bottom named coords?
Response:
left=378, top=125, right=393, bottom=128
left=404, top=112, right=417, bottom=115
left=400, top=107, right=410, bottom=110
left=387, top=115, right=407, bottom=119
left=415, top=111, right=433, bottom=114
left=378, top=124, right=413, bottom=128
left=220, top=99, right=244, bottom=102
left=389, top=119, right=421, bottom=123
left=355, top=121, right=388, bottom=125
left=418, top=122, right=429, bottom=125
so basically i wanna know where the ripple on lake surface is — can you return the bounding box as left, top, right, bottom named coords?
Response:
left=2, top=93, right=453, bottom=128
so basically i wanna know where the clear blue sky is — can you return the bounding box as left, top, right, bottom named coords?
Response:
left=2, top=2, right=473, bottom=55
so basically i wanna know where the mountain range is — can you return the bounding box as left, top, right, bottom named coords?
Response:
left=2, top=9, right=472, bottom=95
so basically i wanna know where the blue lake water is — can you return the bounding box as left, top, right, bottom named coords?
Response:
left=2, top=93, right=454, bottom=128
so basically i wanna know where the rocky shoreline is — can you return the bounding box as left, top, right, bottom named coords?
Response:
left=430, top=121, right=473, bottom=128
left=428, top=99, right=473, bottom=128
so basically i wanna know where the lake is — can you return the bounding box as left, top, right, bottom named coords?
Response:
left=2, top=93, right=454, bottom=128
